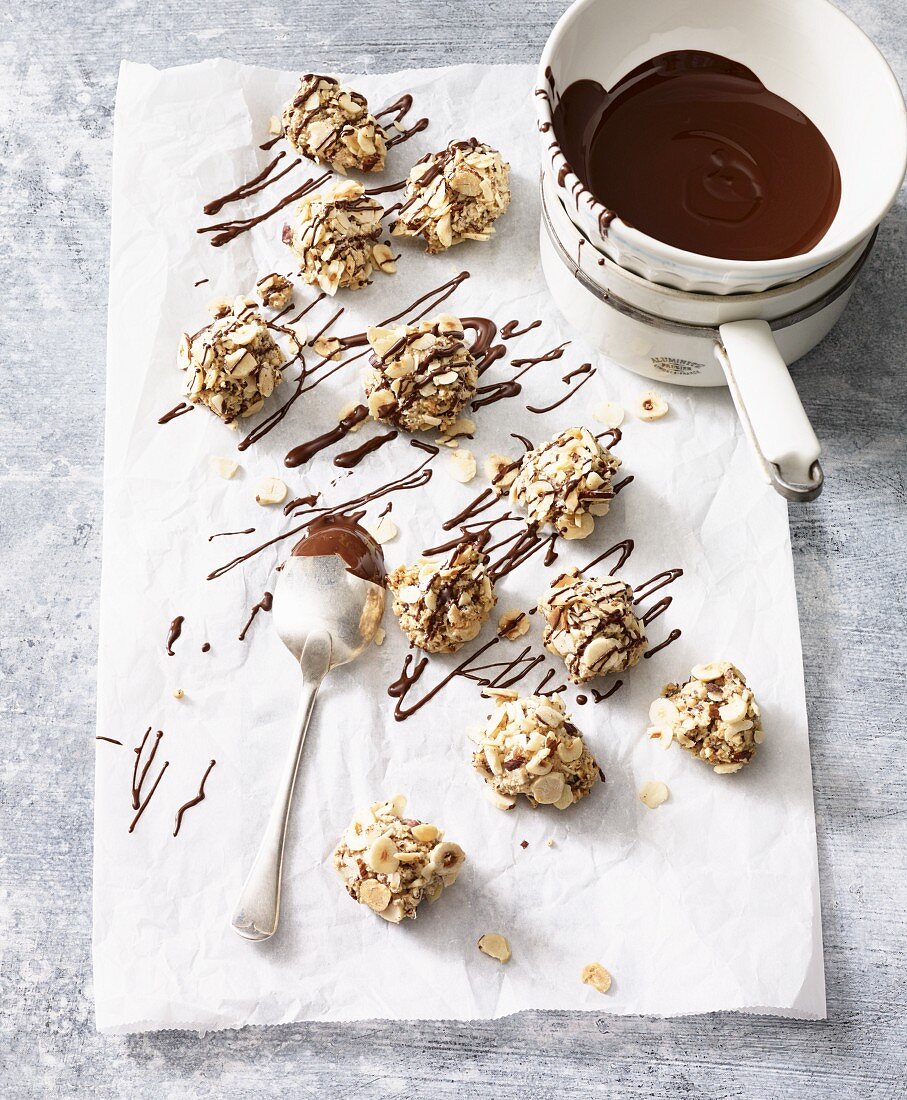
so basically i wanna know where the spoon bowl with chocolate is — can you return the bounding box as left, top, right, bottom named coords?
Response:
left=231, top=514, right=385, bottom=941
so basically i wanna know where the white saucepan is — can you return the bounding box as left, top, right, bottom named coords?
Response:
left=540, top=172, right=874, bottom=500
left=535, top=0, right=906, bottom=501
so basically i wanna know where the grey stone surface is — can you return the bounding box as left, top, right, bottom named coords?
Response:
left=1, top=0, right=905, bottom=1096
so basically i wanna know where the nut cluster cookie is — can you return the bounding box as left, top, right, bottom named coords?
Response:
left=471, top=692, right=600, bottom=810
left=256, top=273, right=293, bottom=310
left=539, top=569, right=647, bottom=684
left=388, top=542, right=496, bottom=653
left=364, top=314, right=478, bottom=432
left=281, top=74, right=387, bottom=173
left=393, top=138, right=510, bottom=253
left=650, top=661, right=764, bottom=773
left=283, top=179, right=395, bottom=296
left=505, top=427, right=621, bottom=540
left=178, top=298, right=285, bottom=422
left=333, top=795, right=466, bottom=923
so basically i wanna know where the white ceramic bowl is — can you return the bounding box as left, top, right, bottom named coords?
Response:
left=537, top=0, right=907, bottom=294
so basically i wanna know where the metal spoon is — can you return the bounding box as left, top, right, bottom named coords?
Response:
left=231, top=517, right=385, bottom=941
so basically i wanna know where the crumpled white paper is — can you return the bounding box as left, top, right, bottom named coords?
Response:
left=94, top=59, right=826, bottom=1033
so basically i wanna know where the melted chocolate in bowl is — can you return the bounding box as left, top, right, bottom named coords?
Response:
left=552, top=50, right=841, bottom=261
left=292, top=514, right=386, bottom=587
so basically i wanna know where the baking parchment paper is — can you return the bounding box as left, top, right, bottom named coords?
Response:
left=93, top=59, right=825, bottom=1032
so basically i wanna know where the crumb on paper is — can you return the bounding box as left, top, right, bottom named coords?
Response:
left=255, top=477, right=288, bottom=506
left=209, top=456, right=239, bottom=479
left=438, top=416, right=476, bottom=444
left=633, top=390, right=669, bottom=421
left=639, top=780, right=669, bottom=809
left=581, top=963, right=612, bottom=993
left=477, top=933, right=511, bottom=963
left=256, top=272, right=294, bottom=310
left=593, top=401, right=625, bottom=429
left=368, top=515, right=398, bottom=544
left=448, top=448, right=477, bottom=483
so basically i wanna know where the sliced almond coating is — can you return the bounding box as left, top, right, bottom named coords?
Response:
left=633, top=390, right=669, bottom=421
left=582, top=636, right=612, bottom=670
left=359, top=879, right=392, bottom=912
left=691, top=662, right=724, bottom=682
left=478, top=933, right=512, bottom=963
left=593, top=401, right=625, bottom=429
left=255, top=477, right=288, bottom=505
left=373, top=626, right=386, bottom=646
left=386, top=793, right=407, bottom=816
left=210, top=455, right=240, bottom=480
left=714, top=762, right=744, bottom=774
left=372, top=242, right=397, bottom=274
left=377, top=899, right=406, bottom=923
left=718, top=696, right=747, bottom=723
left=498, top=609, right=529, bottom=640
left=428, top=841, right=466, bottom=877
left=649, top=697, right=679, bottom=725
left=439, top=416, right=476, bottom=442
left=557, top=736, right=584, bottom=763
left=448, top=448, right=477, bottom=483
left=366, top=835, right=399, bottom=873
left=488, top=789, right=516, bottom=811
left=411, top=823, right=439, bottom=844
left=531, top=772, right=566, bottom=806
left=560, top=512, right=595, bottom=541
left=639, top=780, right=669, bottom=809
left=482, top=686, right=519, bottom=702
left=553, top=785, right=575, bottom=810
left=648, top=725, right=674, bottom=750
left=268, top=115, right=283, bottom=136
left=206, top=296, right=232, bottom=318
left=581, top=962, right=612, bottom=993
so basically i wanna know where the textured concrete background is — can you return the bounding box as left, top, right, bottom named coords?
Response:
left=1, top=0, right=905, bottom=1096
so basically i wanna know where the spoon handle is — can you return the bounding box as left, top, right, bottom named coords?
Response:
left=231, top=629, right=333, bottom=941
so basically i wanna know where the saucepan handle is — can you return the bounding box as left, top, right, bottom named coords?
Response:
left=715, top=319, right=824, bottom=502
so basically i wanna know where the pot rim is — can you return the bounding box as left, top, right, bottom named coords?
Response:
left=536, top=0, right=907, bottom=286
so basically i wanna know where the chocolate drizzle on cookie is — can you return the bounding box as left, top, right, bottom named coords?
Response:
left=198, top=171, right=331, bottom=247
